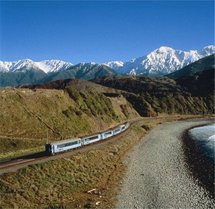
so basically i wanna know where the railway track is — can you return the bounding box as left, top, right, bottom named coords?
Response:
left=0, top=159, right=36, bottom=169
left=0, top=118, right=143, bottom=175
left=0, top=151, right=47, bottom=175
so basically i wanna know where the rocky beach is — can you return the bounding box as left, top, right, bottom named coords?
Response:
left=116, top=120, right=215, bottom=209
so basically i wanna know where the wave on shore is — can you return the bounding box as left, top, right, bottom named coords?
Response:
left=189, top=124, right=215, bottom=160
left=183, top=123, right=215, bottom=198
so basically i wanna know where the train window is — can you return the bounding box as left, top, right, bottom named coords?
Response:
left=57, top=144, right=65, bottom=149
left=86, top=135, right=99, bottom=141
left=114, top=128, right=121, bottom=132
left=57, top=141, right=79, bottom=148
left=104, top=131, right=112, bottom=136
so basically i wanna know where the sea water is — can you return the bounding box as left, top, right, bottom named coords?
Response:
left=188, top=123, right=215, bottom=161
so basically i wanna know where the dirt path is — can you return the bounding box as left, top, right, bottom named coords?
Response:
left=116, top=120, right=215, bottom=209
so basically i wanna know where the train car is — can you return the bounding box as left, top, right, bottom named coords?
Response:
left=125, top=122, right=130, bottom=129
left=45, top=138, right=82, bottom=155
left=45, top=121, right=130, bottom=155
left=113, top=126, right=122, bottom=135
left=101, top=130, right=114, bottom=140
left=82, top=133, right=101, bottom=145
left=120, top=124, right=126, bottom=132
left=120, top=122, right=130, bottom=132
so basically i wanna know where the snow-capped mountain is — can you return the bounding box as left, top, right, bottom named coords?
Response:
left=104, top=45, right=215, bottom=76
left=0, top=59, right=73, bottom=73
left=0, top=45, right=214, bottom=85
left=104, top=61, right=124, bottom=69
left=44, top=62, right=116, bottom=83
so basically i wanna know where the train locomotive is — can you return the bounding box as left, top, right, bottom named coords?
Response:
left=45, top=122, right=130, bottom=155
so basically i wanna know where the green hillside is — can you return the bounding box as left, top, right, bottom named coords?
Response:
left=94, top=74, right=214, bottom=116
left=0, top=79, right=138, bottom=158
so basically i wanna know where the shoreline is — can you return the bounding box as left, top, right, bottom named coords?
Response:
left=182, top=123, right=215, bottom=198
left=115, top=119, right=215, bottom=208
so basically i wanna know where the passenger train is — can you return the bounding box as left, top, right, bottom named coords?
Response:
left=45, top=122, right=130, bottom=155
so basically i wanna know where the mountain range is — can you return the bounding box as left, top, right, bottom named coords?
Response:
left=0, top=59, right=73, bottom=73
left=0, top=45, right=214, bottom=87
left=104, top=45, right=215, bottom=76
left=94, top=54, right=215, bottom=116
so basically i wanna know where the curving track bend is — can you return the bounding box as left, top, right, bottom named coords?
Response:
left=0, top=118, right=142, bottom=175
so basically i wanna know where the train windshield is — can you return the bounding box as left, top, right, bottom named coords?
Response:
left=45, top=144, right=52, bottom=153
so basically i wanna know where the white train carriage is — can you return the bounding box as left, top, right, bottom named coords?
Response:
left=45, top=138, right=82, bottom=155
left=120, top=124, right=126, bottom=132
left=125, top=122, right=130, bottom=129
left=82, top=133, right=101, bottom=145
left=101, top=130, right=114, bottom=140
left=113, top=126, right=122, bottom=135
left=45, top=121, right=130, bottom=155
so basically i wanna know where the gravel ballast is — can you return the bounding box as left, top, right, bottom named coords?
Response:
left=116, top=120, right=215, bottom=209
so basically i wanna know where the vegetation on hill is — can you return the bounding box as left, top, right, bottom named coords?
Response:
left=1, top=54, right=214, bottom=156
left=0, top=56, right=214, bottom=208
left=175, top=68, right=215, bottom=97
left=0, top=116, right=198, bottom=209
left=94, top=70, right=214, bottom=116
left=93, top=54, right=215, bottom=117
left=0, top=79, right=138, bottom=158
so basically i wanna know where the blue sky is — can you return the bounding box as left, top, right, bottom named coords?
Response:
left=0, top=1, right=214, bottom=63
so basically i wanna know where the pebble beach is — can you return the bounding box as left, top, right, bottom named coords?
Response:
left=116, top=120, right=215, bottom=209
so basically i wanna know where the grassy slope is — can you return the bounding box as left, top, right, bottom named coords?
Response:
left=0, top=80, right=139, bottom=158
left=0, top=115, right=200, bottom=209
left=0, top=79, right=213, bottom=208
left=94, top=76, right=215, bottom=116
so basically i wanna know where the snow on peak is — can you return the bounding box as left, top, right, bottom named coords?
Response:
left=156, top=46, right=174, bottom=53
left=0, top=61, right=13, bottom=72
left=78, top=62, right=97, bottom=67
left=11, top=59, right=36, bottom=72
left=200, top=45, right=215, bottom=56
left=36, top=60, right=73, bottom=73
left=107, top=45, right=215, bottom=75
left=1, top=45, right=214, bottom=75
left=0, top=59, right=73, bottom=73
left=103, top=61, right=124, bottom=69
left=203, top=45, right=215, bottom=50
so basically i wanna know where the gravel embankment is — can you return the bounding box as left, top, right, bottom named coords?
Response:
left=116, top=120, right=215, bottom=209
